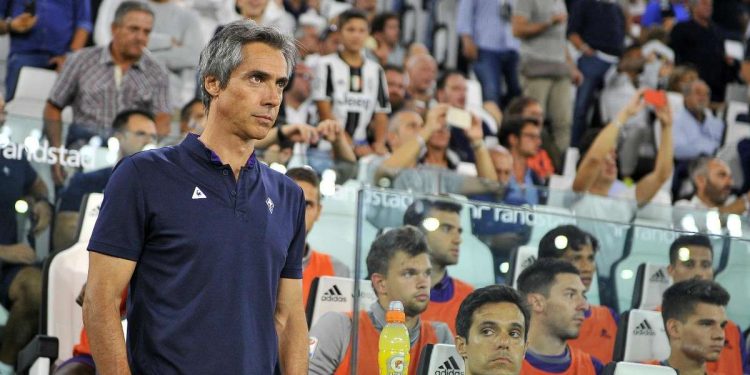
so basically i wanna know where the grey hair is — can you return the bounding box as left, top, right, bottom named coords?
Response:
left=113, top=1, right=154, bottom=25
left=198, top=20, right=298, bottom=110
left=681, top=79, right=709, bottom=97
left=388, top=110, right=420, bottom=133
left=689, top=156, right=714, bottom=181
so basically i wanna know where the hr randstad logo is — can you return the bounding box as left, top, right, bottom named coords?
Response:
left=2, top=140, right=93, bottom=169
left=321, top=285, right=347, bottom=302
left=633, top=319, right=656, bottom=336
left=435, top=356, right=463, bottom=375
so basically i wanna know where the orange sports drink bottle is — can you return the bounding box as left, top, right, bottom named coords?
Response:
left=378, top=301, right=410, bottom=374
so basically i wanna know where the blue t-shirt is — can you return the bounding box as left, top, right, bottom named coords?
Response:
left=88, top=134, right=306, bottom=374
left=58, top=167, right=112, bottom=212
left=640, top=0, right=690, bottom=27
left=0, top=155, right=37, bottom=245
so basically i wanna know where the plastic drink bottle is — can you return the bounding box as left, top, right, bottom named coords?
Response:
left=378, top=300, right=410, bottom=375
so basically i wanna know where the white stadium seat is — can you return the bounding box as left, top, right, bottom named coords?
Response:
left=613, top=309, right=670, bottom=363
left=416, top=344, right=464, bottom=375
left=305, top=276, right=377, bottom=327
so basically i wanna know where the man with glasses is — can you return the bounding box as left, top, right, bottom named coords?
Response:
left=497, top=116, right=544, bottom=205
left=53, top=109, right=157, bottom=251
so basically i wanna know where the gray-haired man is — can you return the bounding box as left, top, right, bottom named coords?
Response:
left=84, top=20, right=308, bottom=374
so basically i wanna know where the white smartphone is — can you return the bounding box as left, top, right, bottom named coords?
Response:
left=446, top=107, right=472, bottom=130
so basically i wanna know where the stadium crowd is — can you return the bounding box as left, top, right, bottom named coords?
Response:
left=1, top=0, right=750, bottom=373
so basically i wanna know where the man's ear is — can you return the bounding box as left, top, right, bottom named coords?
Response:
left=455, top=336, right=467, bottom=359
left=666, top=318, right=681, bottom=341
left=204, top=75, right=221, bottom=99
left=371, top=272, right=387, bottom=297
left=526, top=293, right=546, bottom=314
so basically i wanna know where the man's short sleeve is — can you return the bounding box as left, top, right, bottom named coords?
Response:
left=88, top=158, right=147, bottom=261
left=513, top=0, right=533, bottom=19
left=374, top=66, right=391, bottom=114
left=73, top=0, right=93, bottom=32
left=48, top=50, right=85, bottom=108
left=152, top=67, right=171, bottom=115
left=280, top=189, right=305, bottom=279
left=312, top=59, right=332, bottom=102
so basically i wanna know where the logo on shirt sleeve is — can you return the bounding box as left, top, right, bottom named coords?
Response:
left=266, top=197, right=274, bottom=213
left=192, top=187, right=206, bottom=199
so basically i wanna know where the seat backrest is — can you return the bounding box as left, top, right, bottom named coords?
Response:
left=448, top=201, right=494, bottom=288
left=306, top=276, right=377, bottom=327
left=603, top=362, right=677, bottom=375
left=417, top=344, right=464, bottom=375
left=509, top=246, right=538, bottom=288
left=715, top=238, right=750, bottom=328
left=613, top=309, right=670, bottom=362
left=13, top=67, right=57, bottom=101
left=563, top=148, right=580, bottom=177
left=631, top=263, right=672, bottom=310
left=76, top=193, right=104, bottom=244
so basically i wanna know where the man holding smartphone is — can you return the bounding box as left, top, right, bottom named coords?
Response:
left=0, top=0, right=92, bottom=101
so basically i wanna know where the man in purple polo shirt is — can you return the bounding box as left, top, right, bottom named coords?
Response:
left=83, top=21, right=309, bottom=374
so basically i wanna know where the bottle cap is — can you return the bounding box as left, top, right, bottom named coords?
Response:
left=386, top=300, right=406, bottom=323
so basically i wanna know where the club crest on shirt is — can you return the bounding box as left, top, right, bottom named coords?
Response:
left=266, top=197, right=274, bottom=214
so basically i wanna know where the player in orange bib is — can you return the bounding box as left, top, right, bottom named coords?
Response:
left=517, top=258, right=603, bottom=374
left=307, top=226, right=453, bottom=375
left=285, top=168, right=350, bottom=307
left=404, top=199, right=475, bottom=334
left=538, top=225, right=618, bottom=363
left=656, top=279, right=731, bottom=375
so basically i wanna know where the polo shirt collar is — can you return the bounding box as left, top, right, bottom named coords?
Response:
left=102, top=43, right=144, bottom=70
left=430, top=272, right=455, bottom=302
left=181, top=133, right=257, bottom=169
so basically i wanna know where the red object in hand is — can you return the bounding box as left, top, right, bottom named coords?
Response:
left=643, top=89, right=667, bottom=108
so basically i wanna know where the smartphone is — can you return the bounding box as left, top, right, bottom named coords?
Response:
left=446, top=107, right=472, bottom=130
left=643, top=89, right=667, bottom=108
left=24, top=0, right=35, bottom=15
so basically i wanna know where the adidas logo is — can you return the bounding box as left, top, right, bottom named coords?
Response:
left=321, top=285, right=347, bottom=302
left=521, top=255, right=537, bottom=269
left=632, top=319, right=656, bottom=336
left=650, top=269, right=668, bottom=283
left=192, top=187, right=206, bottom=199
left=435, top=356, right=463, bottom=375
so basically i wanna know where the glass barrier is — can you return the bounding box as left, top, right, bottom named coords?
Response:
left=302, top=185, right=750, bottom=373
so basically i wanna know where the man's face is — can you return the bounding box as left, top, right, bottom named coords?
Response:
left=668, top=245, right=714, bottom=282
left=427, top=122, right=451, bottom=150
left=340, top=18, right=369, bottom=53
left=699, top=160, right=733, bottom=206
left=536, top=274, right=588, bottom=341
left=423, top=209, right=462, bottom=267
left=685, top=83, right=710, bottom=114
left=296, top=180, right=321, bottom=234
left=692, top=0, right=713, bottom=20
left=490, top=151, right=513, bottom=185
left=289, top=63, right=313, bottom=102
left=597, top=149, right=618, bottom=183
left=560, top=245, right=597, bottom=291
left=383, top=18, right=400, bottom=45
left=670, top=302, right=727, bottom=363
left=379, top=251, right=432, bottom=317
left=438, top=74, right=467, bottom=108
left=457, top=302, right=527, bottom=375
left=516, top=123, right=541, bottom=158
left=320, top=31, right=340, bottom=55
left=296, top=25, right=320, bottom=57
left=238, top=0, right=269, bottom=18
left=204, top=42, right=288, bottom=140
left=183, top=102, right=206, bottom=134
left=387, top=111, right=423, bottom=149
left=111, top=10, right=153, bottom=60
left=117, top=114, right=157, bottom=157
left=407, top=58, right=437, bottom=94
left=386, top=69, right=406, bottom=109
